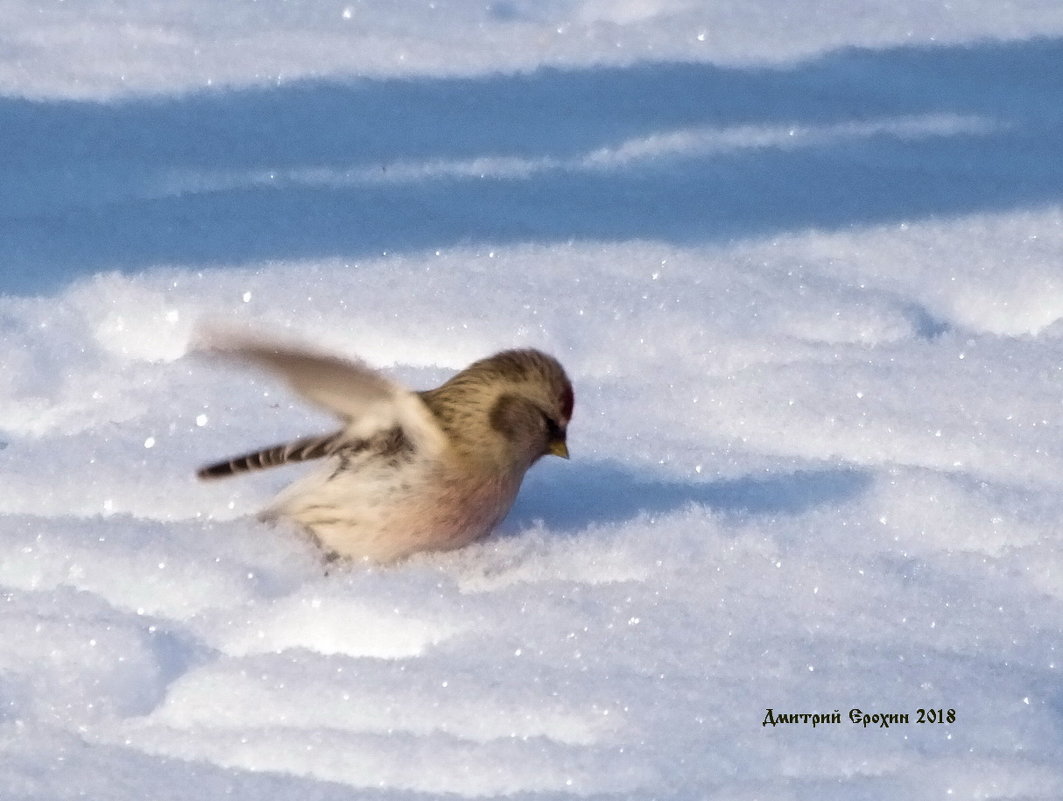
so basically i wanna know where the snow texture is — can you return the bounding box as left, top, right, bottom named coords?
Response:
left=2, top=2, right=1063, bottom=799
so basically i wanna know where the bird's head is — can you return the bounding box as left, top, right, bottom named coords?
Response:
left=427, top=349, right=574, bottom=471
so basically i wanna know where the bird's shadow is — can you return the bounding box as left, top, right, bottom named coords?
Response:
left=505, top=460, right=872, bottom=533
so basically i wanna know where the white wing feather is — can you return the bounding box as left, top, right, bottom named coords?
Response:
left=195, top=328, right=447, bottom=456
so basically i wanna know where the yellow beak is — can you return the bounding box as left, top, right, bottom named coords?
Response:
left=548, top=438, right=570, bottom=459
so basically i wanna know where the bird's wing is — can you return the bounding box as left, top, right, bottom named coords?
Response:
left=195, top=329, right=448, bottom=457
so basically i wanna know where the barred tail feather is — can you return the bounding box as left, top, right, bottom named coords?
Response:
left=197, top=432, right=342, bottom=480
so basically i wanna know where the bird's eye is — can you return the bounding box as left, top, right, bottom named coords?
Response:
left=542, top=413, right=564, bottom=439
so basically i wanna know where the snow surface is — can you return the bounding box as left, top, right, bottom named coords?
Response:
left=3, top=2, right=1063, bottom=799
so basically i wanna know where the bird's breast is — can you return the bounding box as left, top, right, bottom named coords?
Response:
left=281, top=456, right=525, bottom=562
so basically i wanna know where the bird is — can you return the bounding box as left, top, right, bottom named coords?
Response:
left=195, top=331, right=574, bottom=563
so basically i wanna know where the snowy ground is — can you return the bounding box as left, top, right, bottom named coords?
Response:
left=3, top=2, right=1063, bottom=799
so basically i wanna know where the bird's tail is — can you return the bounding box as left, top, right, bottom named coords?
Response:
left=197, top=431, right=342, bottom=479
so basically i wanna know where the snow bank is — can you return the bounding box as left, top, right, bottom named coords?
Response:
left=4, top=0, right=1063, bottom=99
left=4, top=215, right=1063, bottom=797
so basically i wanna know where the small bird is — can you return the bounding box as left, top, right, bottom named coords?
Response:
left=196, top=331, right=573, bottom=563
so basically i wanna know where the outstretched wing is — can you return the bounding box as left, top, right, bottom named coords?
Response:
left=198, top=329, right=395, bottom=417
left=194, top=329, right=447, bottom=479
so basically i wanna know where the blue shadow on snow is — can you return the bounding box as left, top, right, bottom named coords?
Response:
left=506, top=461, right=872, bottom=532
left=2, top=37, right=1061, bottom=294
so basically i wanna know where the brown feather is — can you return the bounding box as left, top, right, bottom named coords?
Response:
left=197, top=431, right=342, bottom=480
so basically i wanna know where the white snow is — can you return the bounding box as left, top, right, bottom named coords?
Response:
left=2, top=2, right=1063, bottom=799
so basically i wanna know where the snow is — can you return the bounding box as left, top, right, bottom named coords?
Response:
left=2, top=2, right=1063, bottom=799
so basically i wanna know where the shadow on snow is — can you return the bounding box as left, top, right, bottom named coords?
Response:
left=506, top=460, right=872, bottom=532
left=2, top=37, right=1062, bottom=294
